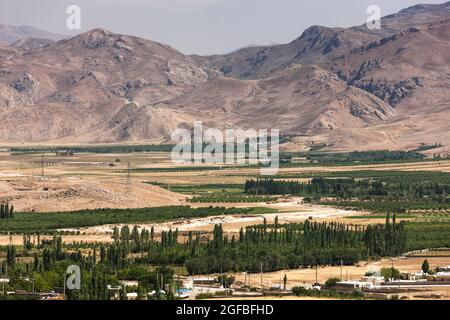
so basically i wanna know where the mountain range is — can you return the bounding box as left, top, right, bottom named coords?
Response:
left=0, top=22, right=64, bottom=46
left=0, top=2, right=449, bottom=153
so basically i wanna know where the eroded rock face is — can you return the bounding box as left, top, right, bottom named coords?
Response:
left=296, top=26, right=344, bottom=55
left=350, top=60, right=382, bottom=83
left=351, top=77, right=424, bottom=106
left=12, top=72, right=36, bottom=92
left=166, top=60, right=209, bottom=85
left=11, top=72, right=40, bottom=104
left=349, top=103, right=389, bottom=122
left=110, top=80, right=151, bottom=97
left=351, top=32, right=407, bottom=54
left=346, top=59, right=425, bottom=106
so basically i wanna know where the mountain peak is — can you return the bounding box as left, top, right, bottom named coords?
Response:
left=81, top=28, right=114, bottom=37
left=399, top=1, right=450, bottom=14
left=69, top=28, right=117, bottom=43
left=55, top=28, right=141, bottom=52
left=0, top=2, right=449, bottom=148
left=299, top=25, right=335, bottom=39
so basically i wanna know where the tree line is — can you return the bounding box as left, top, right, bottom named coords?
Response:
left=100, top=215, right=407, bottom=275
left=2, top=215, right=446, bottom=300
left=0, top=203, right=14, bottom=220
left=245, top=178, right=450, bottom=201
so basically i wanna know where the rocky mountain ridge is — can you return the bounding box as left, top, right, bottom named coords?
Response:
left=0, top=2, right=449, bottom=152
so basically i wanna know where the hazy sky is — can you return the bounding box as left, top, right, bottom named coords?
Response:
left=0, top=0, right=445, bottom=54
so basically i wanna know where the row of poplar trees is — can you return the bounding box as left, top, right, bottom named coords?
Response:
left=0, top=203, right=13, bottom=219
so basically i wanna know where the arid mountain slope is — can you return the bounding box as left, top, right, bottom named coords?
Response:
left=318, top=19, right=450, bottom=151
left=0, top=44, right=16, bottom=59
left=331, top=20, right=450, bottom=111
left=192, top=26, right=378, bottom=80
left=0, top=3, right=449, bottom=151
left=0, top=28, right=393, bottom=143
left=10, top=38, right=55, bottom=52
left=196, top=2, right=450, bottom=80
left=165, top=65, right=395, bottom=135
left=0, top=29, right=214, bottom=142
left=191, top=3, right=450, bottom=151
left=0, top=22, right=64, bottom=45
left=353, top=2, right=450, bottom=36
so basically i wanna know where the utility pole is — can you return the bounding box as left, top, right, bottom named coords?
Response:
left=41, top=153, right=45, bottom=178
left=340, top=259, right=343, bottom=280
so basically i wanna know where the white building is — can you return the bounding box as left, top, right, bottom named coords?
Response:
left=360, top=276, right=385, bottom=286
left=427, top=272, right=450, bottom=282
left=335, top=281, right=372, bottom=290
left=126, top=292, right=138, bottom=300
left=437, top=266, right=450, bottom=272
left=400, top=271, right=426, bottom=281
left=120, top=280, right=139, bottom=287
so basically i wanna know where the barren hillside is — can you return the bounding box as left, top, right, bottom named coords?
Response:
left=0, top=178, right=187, bottom=212
left=165, top=64, right=396, bottom=134
left=0, top=22, right=64, bottom=45
left=0, top=29, right=215, bottom=143
left=197, top=2, right=450, bottom=80
left=0, top=2, right=449, bottom=151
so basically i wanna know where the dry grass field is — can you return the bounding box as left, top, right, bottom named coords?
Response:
left=0, top=151, right=188, bottom=212
left=233, top=256, right=450, bottom=288
left=1, top=150, right=450, bottom=213
left=231, top=256, right=450, bottom=300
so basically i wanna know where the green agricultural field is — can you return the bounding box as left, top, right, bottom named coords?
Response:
left=0, top=206, right=277, bottom=233
left=405, top=221, right=450, bottom=250
left=8, top=144, right=176, bottom=154
left=190, top=195, right=279, bottom=203
left=149, top=183, right=244, bottom=195
left=244, top=170, right=450, bottom=214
